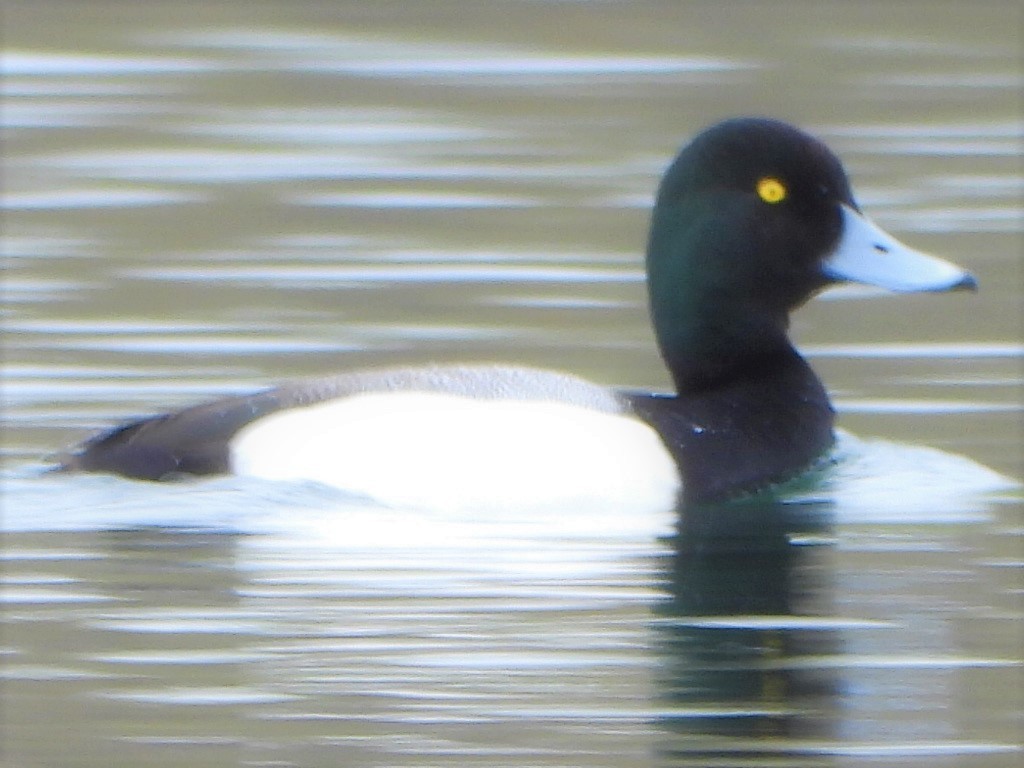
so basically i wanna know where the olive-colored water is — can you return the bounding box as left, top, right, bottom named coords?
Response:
left=3, top=3, right=1022, bottom=767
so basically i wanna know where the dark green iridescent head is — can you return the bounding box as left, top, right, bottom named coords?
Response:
left=645, top=118, right=856, bottom=392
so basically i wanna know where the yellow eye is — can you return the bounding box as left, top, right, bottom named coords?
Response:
left=756, top=176, right=787, bottom=204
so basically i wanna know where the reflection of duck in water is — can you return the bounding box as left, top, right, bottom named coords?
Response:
left=58, top=118, right=974, bottom=510
left=656, top=499, right=842, bottom=763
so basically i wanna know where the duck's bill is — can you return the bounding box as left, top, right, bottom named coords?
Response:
left=824, top=204, right=976, bottom=292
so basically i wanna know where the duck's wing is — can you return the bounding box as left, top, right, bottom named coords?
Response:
left=56, top=364, right=626, bottom=481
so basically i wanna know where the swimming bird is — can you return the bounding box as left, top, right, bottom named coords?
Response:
left=57, top=118, right=975, bottom=509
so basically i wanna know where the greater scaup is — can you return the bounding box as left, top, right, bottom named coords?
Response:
left=57, top=118, right=975, bottom=508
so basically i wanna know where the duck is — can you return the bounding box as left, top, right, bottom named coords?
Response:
left=56, top=117, right=976, bottom=510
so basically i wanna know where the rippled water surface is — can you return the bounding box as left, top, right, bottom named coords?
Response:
left=3, top=2, right=1022, bottom=767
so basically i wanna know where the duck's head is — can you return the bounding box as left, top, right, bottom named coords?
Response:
left=646, top=117, right=975, bottom=392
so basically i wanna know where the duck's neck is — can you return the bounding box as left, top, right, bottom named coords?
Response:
left=651, top=296, right=796, bottom=394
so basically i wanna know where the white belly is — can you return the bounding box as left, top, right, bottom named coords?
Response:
left=230, top=391, right=680, bottom=514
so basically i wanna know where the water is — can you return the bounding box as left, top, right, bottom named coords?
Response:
left=3, top=3, right=1022, bottom=766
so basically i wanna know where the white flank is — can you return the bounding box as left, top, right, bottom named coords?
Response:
left=230, top=392, right=681, bottom=515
